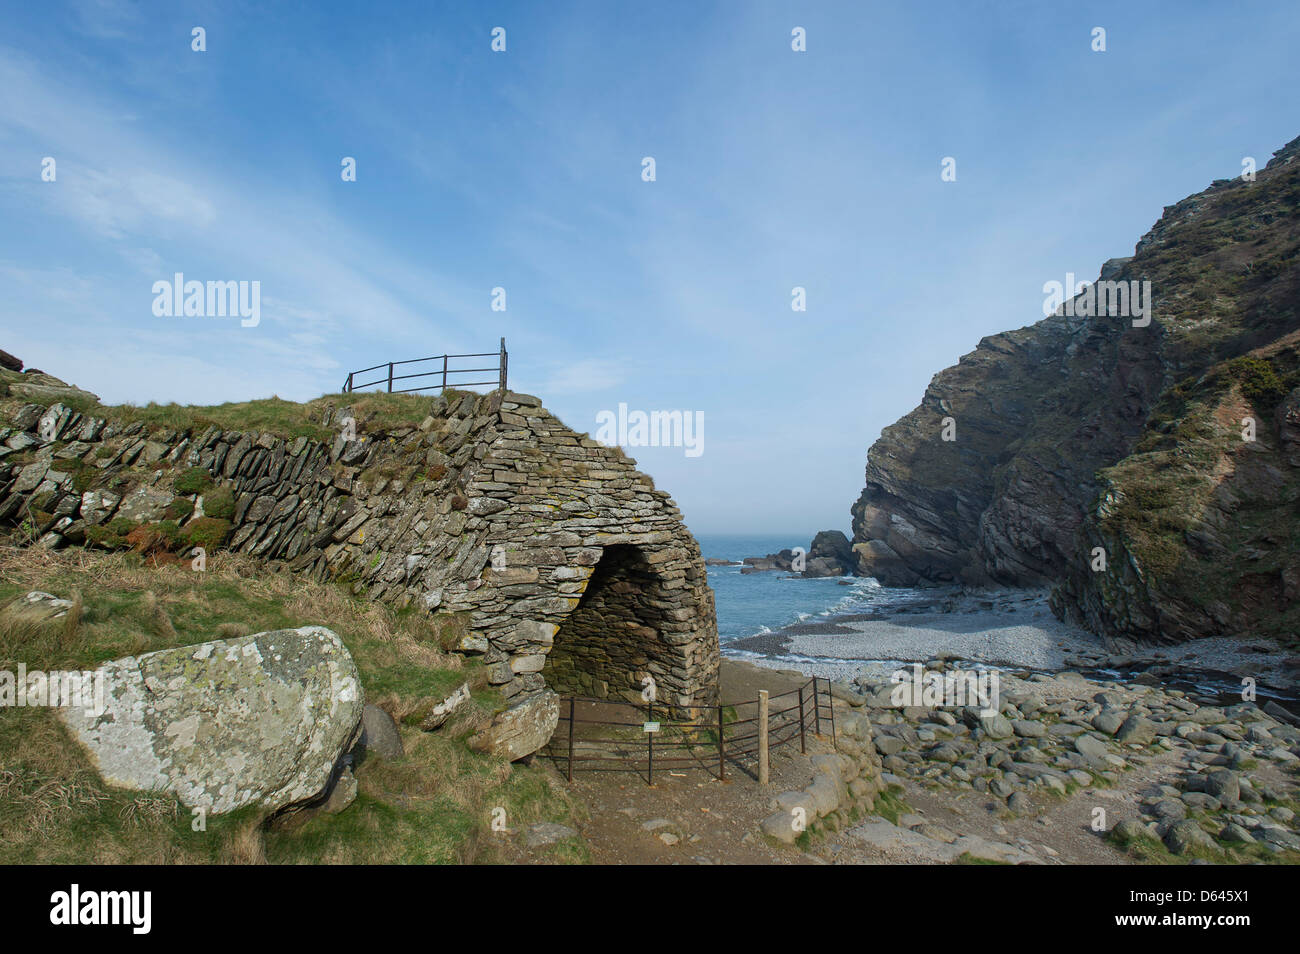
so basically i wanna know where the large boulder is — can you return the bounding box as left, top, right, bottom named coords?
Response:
left=802, top=530, right=857, bottom=577
left=59, top=626, right=363, bottom=815
left=468, top=690, right=559, bottom=761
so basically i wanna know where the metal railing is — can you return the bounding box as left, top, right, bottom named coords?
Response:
left=342, top=338, right=508, bottom=394
left=543, top=677, right=836, bottom=785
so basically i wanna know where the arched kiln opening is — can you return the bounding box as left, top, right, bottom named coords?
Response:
left=542, top=544, right=684, bottom=702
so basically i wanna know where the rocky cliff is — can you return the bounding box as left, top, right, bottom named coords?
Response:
left=850, top=134, right=1300, bottom=644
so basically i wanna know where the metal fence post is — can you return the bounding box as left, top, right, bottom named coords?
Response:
left=646, top=699, right=654, bottom=786
left=812, top=676, right=822, bottom=735
left=344, top=372, right=353, bottom=393
left=442, top=354, right=448, bottom=392
left=386, top=362, right=394, bottom=393
left=829, top=684, right=837, bottom=743
left=499, top=337, right=508, bottom=392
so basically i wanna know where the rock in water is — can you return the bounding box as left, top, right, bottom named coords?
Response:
left=59, top=626, right=363, bottom=815
left=802, top=530, right=857, bottom=577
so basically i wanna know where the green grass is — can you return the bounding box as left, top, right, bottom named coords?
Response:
left=0, top=378, right=475, bottom=444
left=0, top=543, right=585, bottom=864
left=871, top=784, right=910, bottom=825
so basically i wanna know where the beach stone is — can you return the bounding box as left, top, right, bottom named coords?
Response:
left=58, top=626, right=363, bottom=815
left=980, top=713, right=1014, bottom=740
left=1181, top=792, right=1221, bottom=811
left=928, top=742, right=963, bottom=763
left=1074, top=733, right=1109, bottom=760
left=1116, top=715, right=1156, bottom=745
left=1148, top=798, right=1187, bottom=823
left=1112, top=818, right=1152, bottom=843
left=1220, top=823, right=1255, bottom=844
left=525, top=822, right=578, bottom=848
left=1092, top=709, right=1126, bottom=735
left=831, top=681, right=869, bottom=706
left=948, top=834, right=1037, bottom=864
left=1165, top=819, right=1220, bottom=855
left=850, top=820, right=960, bottom=862
left=874, top=735, right=905, bottom=756
left=1205, top=770, right=1240, bottom=804
left=760, top=811, right=801, bottom=844
left=1012, top=719, right=1046, bottom=739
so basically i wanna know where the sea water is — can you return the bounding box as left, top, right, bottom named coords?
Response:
left=697, top=533, right=894, bottom=649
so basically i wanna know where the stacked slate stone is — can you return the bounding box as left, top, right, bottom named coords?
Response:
left=0, top=390, right=719, bottom=709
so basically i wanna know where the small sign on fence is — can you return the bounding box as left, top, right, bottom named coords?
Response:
left=642, top=721, right=660, bottom=733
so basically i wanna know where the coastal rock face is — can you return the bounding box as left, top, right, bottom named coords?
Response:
left=58, top=627, right=364, bottom=815
left=802, top=530, right=856, bottom=577
left=849, top=134, right=1300, bottom=642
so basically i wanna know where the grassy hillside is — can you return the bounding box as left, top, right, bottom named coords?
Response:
left=0, top=544, right=585, bottom=864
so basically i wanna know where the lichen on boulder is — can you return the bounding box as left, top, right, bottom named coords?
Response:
left=58, top=626, right=363, bottom=815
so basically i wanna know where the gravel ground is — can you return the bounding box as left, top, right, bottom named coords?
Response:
left=731, top=591, right=1101, bottom=676
left=729, top=588, right=1297, bottom=695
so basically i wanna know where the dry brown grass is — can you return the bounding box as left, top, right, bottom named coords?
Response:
left=223, top=816, right=269, bottom=865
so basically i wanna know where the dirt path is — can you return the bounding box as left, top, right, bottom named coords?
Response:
left=524, top=659, right=1300, bottom=865
left=534, top=660, right=831, bottom=864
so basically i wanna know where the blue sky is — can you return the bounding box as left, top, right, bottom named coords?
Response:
left=2, top=1, right=1297, bottom=537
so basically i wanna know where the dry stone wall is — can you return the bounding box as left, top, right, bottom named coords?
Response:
left=0, top=390, right=719, bottom=707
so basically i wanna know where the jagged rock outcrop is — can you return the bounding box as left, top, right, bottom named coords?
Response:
left=850, top=133, right=1300, bottom=642
left=58, top=627, right=363, bottom=815
left=802, top=530, right=856, bottom=577
left=0, top=388, right=720, bottom=711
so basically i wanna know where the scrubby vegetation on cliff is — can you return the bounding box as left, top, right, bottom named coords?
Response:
left=850, top=133, right=1300, bottom=644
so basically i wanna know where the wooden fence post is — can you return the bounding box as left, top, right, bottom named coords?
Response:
left=758, top=689, right=770, bottom=786
left=717, top=704, right=726, bottom=781
left=798, top=685, right=806, bottom=754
